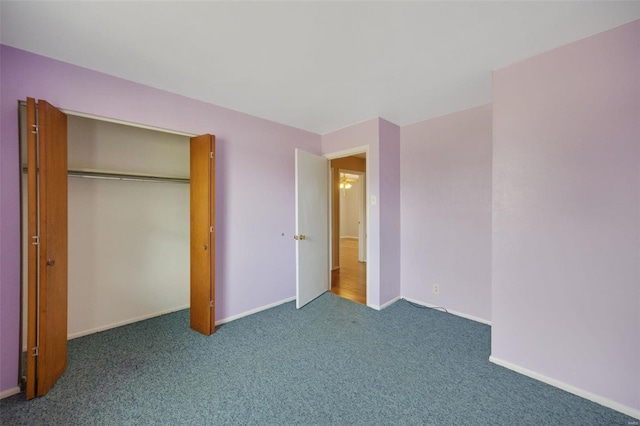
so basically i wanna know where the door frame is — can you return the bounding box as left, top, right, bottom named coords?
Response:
left=325, top=146, right=370, bottom=307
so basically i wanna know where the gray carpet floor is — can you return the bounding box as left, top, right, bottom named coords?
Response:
left=0, top=293, right=634, bottom=425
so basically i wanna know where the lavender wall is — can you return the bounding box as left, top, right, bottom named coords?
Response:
left=322, top=119, right=381, bottom=306
left=322, top=118, right=402, bottom=308
left=492, top=20, right=639, bottom=413
left=0, top=45, right=321, bottom=393
left=400, top=105, right=493, bottom=322
left=378, top=119, right=401, bottom=305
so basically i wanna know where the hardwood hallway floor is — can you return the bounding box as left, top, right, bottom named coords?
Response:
left=330, top=237, right=366, bottom=305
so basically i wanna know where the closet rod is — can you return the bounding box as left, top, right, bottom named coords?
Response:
left=68, top=170, right=190, bottom=184
left=22, top=167, right=190, bottom=184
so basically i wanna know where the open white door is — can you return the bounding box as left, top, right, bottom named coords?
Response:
left=295, top=149, right=329, bottom=309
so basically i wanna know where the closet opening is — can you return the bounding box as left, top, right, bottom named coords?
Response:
left=18, top=102, right=196, bottom=388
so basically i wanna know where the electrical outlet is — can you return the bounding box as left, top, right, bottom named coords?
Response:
left=432, top=285, right=440, bottom=295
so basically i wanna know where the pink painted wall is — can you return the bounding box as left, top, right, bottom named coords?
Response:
left=492, top=20, right=639, bottom=412
left=400, top=105, right=492, bottom=322
left=321, top=117, right=402, bottom=308
left=0, top=45, right=321, bottom=393
left=322, top=119, right=382, bottom=306
left=378, top=119, right=401, bottom=305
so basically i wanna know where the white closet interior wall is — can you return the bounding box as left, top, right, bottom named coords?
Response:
left=21, top=108, right=190, bottom=343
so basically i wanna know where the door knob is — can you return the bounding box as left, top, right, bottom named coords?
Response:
left=202, top=244, right=207, bottom=250
left=294, top=235, right=306, bottom=240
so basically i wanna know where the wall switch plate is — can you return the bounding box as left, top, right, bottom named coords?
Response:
left=433, top=285, right=440, bottom=295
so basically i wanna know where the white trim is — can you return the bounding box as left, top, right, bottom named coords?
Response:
left=18, top=100, right=196, bottom=137
left=68, top=297, right=297, bottom=339
left=364, top=150, right=370, bottom=307
left=324, top=145, right=368, bottom=160
left=61, top=108, right=196, bottom=137
left=323, top=145, right=371, bottom=309
left=67, top=304, right=189, bottom=340
left=329, top=166, right=335, bottom=275
left=0, top=386, right=21, bottom=400
left=489, top=356, right=640, bottom=420
left=60, top=297, right=297, bottom=341
left=401, top=297, right=492, bottom=326
left=215, top=296, right=296, bottom=326
left=370, top=296, right=401, bottom=311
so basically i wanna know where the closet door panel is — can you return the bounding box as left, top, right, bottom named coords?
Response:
left=190, top=134, right=215, bottom=335
left=36, top=100, right=68, bottom=396
left=25, top=98, right=38, bottom=400
left=25, top=98, right=68, bottom=398
left=208, top=137, right=216, bottom=333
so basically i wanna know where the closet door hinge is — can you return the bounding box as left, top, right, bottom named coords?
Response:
left=31, top=347, right=39, bottom=357
left=31, top=236, right=39, bottom=246
left=210, top=152, right=214, bottom=159
left=209, top=300, right=214, bottom=308
left=31, top=125, right=38, bottom=135
left=210, top=226, right=214, bottom=233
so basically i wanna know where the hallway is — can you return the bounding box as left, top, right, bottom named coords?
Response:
left=330, top=237, right=366, bottom=305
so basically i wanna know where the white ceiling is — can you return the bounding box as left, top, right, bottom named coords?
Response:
left=1, top=1, right=638, bottom=134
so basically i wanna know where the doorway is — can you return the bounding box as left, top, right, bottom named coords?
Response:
left=327, top=153, right=367, bottom=305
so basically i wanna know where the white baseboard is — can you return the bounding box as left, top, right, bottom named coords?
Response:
left=28, top=297, right=295, bottom=346
left=401, top=297, right=492, bottom=326
left=67, top=304, right=190, bottom=340
left=215, top=296, right=296, bottom=326
left=0, top=386, right=21, bottom=400
left=63, top=297, right=297, bottom=340
left=489, top=356, right=640, bottom=420
left=370, top=296, right=401, bottom=311
left=381, top=296, right=401, bottom=309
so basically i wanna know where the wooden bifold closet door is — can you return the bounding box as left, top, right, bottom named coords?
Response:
left=190, top=134, right=216, bottom=335
left=25, top=98, right=68, bottom=399
left=24, top=100, right=216, bottom=399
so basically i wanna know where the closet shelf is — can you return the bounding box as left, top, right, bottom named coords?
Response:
left=22, top=167, right=190, bottom=184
